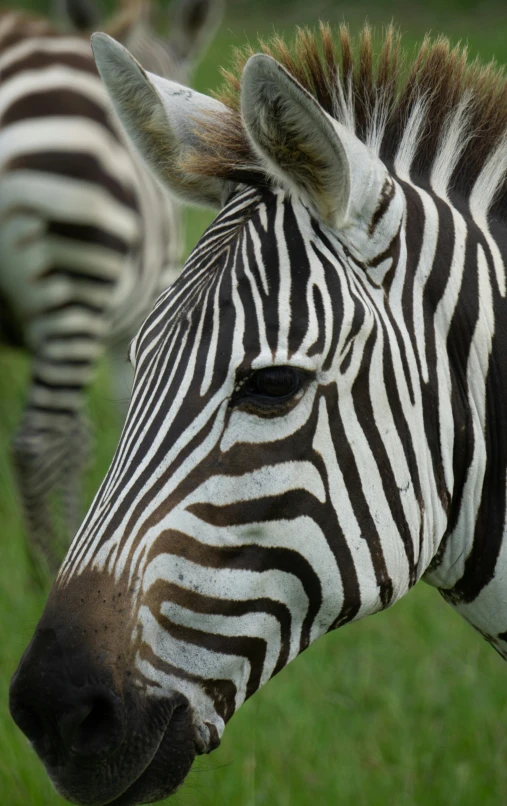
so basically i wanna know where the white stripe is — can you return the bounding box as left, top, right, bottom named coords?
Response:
left=394, top=98, right=427, bottom=181
left=0, top=171, right=138, bottom=240
left=0, top=34, right=92, bottom=72
left=0, top=65, right=105, bottom=116
left=469, top=137, right=507, bottom=297
left=138, top=606, right=251, bottom=710
left=160, top=601, right=282, bottom=688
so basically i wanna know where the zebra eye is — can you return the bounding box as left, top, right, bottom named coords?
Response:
left=247, top=366, right=303, bottom=399
left=230, top=366, right=310, bottom=414
left=230, top=367, right=308, bottom=417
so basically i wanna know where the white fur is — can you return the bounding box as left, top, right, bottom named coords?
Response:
left=92, top=33, right=228, bottom=207
left=430, top=94, right=473, bottom=200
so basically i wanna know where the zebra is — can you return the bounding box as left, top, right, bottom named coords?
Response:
left=9, top=21, right=507, bottom=806
left=0, top=0, right=222, bottom=572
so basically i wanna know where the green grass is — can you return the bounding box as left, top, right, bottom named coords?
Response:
left=3, top=2, right=507, bottom=805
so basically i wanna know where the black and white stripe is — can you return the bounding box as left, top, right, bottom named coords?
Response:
left=56, top=156, right=506, bottom=733
left=11, top=26, right=507, bottom=805
left=0, top=2, right=220, bottom=570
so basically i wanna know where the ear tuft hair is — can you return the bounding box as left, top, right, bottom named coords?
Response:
left=92, top=33, right=231, bottom=208
left=180, top=24, right=507, bottom=219
left=240, top=53, right=351, bottom=227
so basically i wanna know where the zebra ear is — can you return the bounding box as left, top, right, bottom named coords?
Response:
left=167, top=0, right=224, bottom=66
left=241, top=54, right=390, bottom=232
left=91, top=33, right=229, bottom=208
left=53, top=0, right=102, bottom=30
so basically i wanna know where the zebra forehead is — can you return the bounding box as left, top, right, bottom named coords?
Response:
left=183, top=23, right=507, bottom=216
left=160, top=185, right=323, bottom=294
left=134, top=185, right=336, bottom=355
left=150, top=186, right=274, bottom=297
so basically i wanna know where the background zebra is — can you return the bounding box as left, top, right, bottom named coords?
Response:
left=0, top=0, right=222, bottom=572
left=10, top=20, right=507, bottom=806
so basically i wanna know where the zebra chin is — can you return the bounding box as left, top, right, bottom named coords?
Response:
left=50, top=701, right=202, bottom=806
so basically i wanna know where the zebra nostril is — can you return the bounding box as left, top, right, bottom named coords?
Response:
left=62, top=692, right=126, bottom=757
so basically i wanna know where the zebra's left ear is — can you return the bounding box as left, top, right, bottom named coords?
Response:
left=92, top=33, right=230, bottom=207
left=241, top=54, right=397, bottom=235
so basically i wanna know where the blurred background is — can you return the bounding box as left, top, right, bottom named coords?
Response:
left=2, top=1, right=507, bottom=804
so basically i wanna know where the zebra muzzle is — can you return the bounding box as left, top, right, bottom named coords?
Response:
left=9, top=624, right=200, bottom=805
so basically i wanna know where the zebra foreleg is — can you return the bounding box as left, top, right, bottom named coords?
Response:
left=60, top=412, right=92, bottom=540
left=11, top=420, right=67, bottom=576
left=12, top=412, right=91, bottom=576
left=11, top=347, right=96, bottom=574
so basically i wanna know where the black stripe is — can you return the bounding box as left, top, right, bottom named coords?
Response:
left=6, top=151, right=136, bottom=209
left=143, top=530, right=321, bottom=654
left=307, top=284, right=326, bottom=357
left=27, top=404, right=76, bottom=416
left=38, top=357, right=92, bottom=367
left=1, top=50, right=97, bottom=83
left=321, top=384, right=394, bottom=609
left=155, top=612, right=266, bottom=701
left=350, top=320, right=416, bottom=581
left=47, top=221, right=129, bottom=255
left=2, top=88, right=113, bottom=130
left=43, top=331, right=98, bottom=342
left=147, top=579, right=292, bottom=677
left=43, top=300, right=105, bottom=316
left=39, top=268, right=116, bottom=285
left=368, top=178, right=396, bottom=237
left=32, top=374, right=83, bottom=392
left=443, top=240, right=507, bottom=604
left=137, top=643, right=237, bottom=723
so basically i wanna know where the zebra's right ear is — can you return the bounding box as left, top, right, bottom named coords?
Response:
left=91, top=33, right=229, bottom=208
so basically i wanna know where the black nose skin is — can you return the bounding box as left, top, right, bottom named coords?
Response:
left=9, top=626, right=126, bottom=765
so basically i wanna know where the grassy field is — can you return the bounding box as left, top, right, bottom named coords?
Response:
left=2, top=1, right=507, bottom=805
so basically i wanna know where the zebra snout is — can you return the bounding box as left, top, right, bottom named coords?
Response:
left=9, top=620, right=199, bottom=805
left=9, top=626, right=127, bottom=761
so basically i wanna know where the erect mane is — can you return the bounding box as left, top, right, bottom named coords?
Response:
left=186, top=24, right=507, bottom=215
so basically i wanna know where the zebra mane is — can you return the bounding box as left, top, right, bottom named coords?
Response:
left=186, top=24, right=507, bottom=215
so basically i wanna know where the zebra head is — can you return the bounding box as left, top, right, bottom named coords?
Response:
left=11, top=27, right=504, bottom=806
left=56, top=0, right=224, bottom=83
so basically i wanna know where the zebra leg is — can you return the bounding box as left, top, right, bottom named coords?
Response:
left=60, top=411, right=93, bottom=541
left=11, top=341, right=99, bottom=575
left=11, top=414, right=69, bottom=576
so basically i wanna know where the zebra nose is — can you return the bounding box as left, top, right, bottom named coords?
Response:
left=10, top=682, right=126, bottom=757
left=9, top=628, right=126, bottom=759
left=63, top=688, right=126, bottom=756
